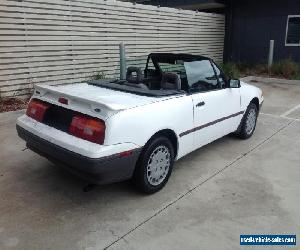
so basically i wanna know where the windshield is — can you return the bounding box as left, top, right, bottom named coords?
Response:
left=157, top=59, right=219, bottom=92
left=184, top=60, right=218, bottom=92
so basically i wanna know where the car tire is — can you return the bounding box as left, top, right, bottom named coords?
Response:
left=236, top=102, right=258, bottom=139
left=133, top=136, right=175, bottom=194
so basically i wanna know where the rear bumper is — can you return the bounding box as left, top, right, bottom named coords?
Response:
left=17, top=125, right=141, bottom=184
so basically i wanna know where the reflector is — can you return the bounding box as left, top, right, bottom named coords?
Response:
left=119, top=150, right=133, bottom=157
left=58, top=97, right=68, bottom=105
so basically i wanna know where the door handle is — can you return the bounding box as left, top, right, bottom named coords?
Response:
left=196, top=101, right=205, bottom=107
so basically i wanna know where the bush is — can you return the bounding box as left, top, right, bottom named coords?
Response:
left=219, top=62, right=241, bottom=79
left=271, top=59, right=300, bottom=79
left=92, top=71, right=106, bottom=80
left=220, top=59, right=300, bottom=80
left=293, top=72, right=300, bottom=80
left=253, top=64, right=269, bottom=75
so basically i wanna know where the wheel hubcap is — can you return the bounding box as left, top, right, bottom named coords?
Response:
left=245, top=108, right=256, bottom=134
left=146, top=145, right=171, bottom=186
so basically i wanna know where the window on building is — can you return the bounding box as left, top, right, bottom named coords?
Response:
left=286, top=16, right=300, bottom=46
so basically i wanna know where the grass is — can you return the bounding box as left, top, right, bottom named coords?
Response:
left=219, top=62, right=241, bottom=79
left=270, top=59, right=300, bottom=79
left=91, top=71, right=106, bottom=80
left=220, top=58, right=300, bottom=80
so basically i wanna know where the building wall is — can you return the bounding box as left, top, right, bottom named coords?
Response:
left=226, top=0, right=300, bottom=63
left=0, top=0, right=225, bottom=98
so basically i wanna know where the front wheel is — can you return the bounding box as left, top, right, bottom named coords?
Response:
left=236, top=103, right=258, bottom=139
left=133, top=136, right=174, bottom=194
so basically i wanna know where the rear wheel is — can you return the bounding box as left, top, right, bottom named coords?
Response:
left=236, top=102, right=258, bottom=139
left=133, top=136, right=174, bottom=194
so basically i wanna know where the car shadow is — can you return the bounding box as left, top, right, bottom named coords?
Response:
left=9, top=132, right=251, bottom=211
left=33, top=134, right=236, bottom=196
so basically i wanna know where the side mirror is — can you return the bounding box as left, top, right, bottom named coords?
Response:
left=229, top=79, right=240, bottom=88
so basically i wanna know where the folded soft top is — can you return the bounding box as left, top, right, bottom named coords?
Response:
left=87, top=79, right=185, bottom=97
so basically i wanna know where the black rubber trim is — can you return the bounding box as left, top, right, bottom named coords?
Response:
left=16, top=125, right=142, bottom=184
left=179, top=111, right=244, bottom=137
left=259, top=100, right=264, bottom=110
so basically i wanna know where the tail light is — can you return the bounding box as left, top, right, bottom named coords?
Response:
left=26, top=99, right=51, bottom=122
left=69, top=115, right=105, bottom=144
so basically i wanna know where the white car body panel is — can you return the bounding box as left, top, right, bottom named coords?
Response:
left=34, top=83, right=164, bottom=120
left=240, top=81, right=263, bottom=110
left=191, top=88, right=242, bottom=149
left=17, top=115, right=140, bottom=158
left=17, top=80, right=263, bottom=160
left=105, top=94, right=194, bottom=159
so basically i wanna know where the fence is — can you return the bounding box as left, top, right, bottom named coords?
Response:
left=0, top=0, right=225, bottom=98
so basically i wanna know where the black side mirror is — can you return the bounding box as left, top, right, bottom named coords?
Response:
left=229, top=79, right=240, bottom=88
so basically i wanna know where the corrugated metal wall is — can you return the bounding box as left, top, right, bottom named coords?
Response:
left=0, top=0, right=225, bottom=98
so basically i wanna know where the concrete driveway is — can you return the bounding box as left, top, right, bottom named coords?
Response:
left=0, top=79, right=299, bottom=250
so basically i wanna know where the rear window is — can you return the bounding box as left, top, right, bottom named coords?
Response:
left=158, top=62, right=186, bottom=73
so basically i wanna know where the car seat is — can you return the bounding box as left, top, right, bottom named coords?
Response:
left=161, top=73, right=181, bottom=90
left=126, top=67, right=149, bottom=89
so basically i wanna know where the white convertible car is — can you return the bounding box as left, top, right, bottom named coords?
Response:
left=17, top=53, right=263, bottom=193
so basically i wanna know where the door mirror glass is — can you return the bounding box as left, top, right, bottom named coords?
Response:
left=229, top=79, right=240, bottom=88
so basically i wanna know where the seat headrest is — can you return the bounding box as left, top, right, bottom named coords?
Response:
left=126, top=67, right=143, bottom=84
left=161, top=73, right=181, bottom=90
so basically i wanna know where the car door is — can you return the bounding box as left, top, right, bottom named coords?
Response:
left=184, top=59, right=242, bottom=150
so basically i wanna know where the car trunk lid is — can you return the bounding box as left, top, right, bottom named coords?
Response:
left=34, top=82, right=159, bottom=120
